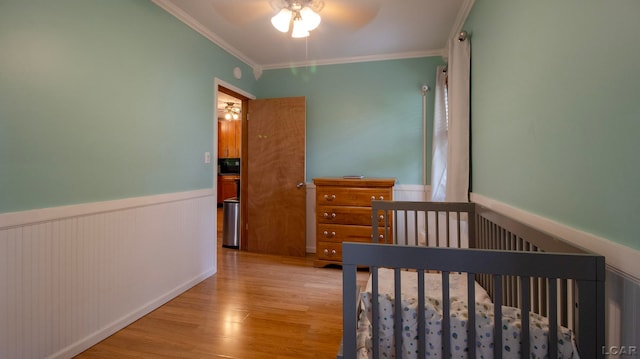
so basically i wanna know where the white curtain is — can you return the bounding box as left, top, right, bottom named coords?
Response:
left=430, top=66, right=448, bottom=201
left=444, top=35, right=471, bottom=202
left=430, top=35, right=471, bottom=202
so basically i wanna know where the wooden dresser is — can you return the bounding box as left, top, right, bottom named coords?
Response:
left=313, top=177, right=395, bottom=267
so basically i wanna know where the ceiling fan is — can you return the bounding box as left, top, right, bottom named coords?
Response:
left=210, top=0, right=381, bottom=33
left=222, top=102, right=241, bottom=121
left=270, top=0, right=324, bottom=38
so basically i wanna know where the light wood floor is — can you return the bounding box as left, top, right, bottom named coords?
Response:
left=76, top=208, right=368, bottom=358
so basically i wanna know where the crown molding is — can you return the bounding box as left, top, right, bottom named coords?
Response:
left=261, top=48, right=447, bottom=70
left=443, top=0, right=475, bottom=60
left=153, top=0, right=455, bottom=74
left=151, top=0, right=260, bottom=75
left=449, top=0, right=475, bottom=41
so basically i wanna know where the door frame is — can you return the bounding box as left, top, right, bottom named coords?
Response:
left=214, top=78, right=254, bottom=251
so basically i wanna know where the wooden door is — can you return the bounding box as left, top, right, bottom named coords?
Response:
left=246, top=97, right=306, bottom=256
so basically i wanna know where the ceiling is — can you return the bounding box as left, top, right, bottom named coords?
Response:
left=152, top=0, right=473, bottom=76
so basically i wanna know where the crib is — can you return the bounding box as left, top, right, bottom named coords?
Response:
left=339, top=201, right=605, bottom=359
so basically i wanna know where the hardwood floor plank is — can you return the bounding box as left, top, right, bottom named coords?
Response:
left=76, top=208, right=368, bottom=358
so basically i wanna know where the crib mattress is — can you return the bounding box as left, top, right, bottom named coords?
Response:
left=357, top=268, right=579, bottom=359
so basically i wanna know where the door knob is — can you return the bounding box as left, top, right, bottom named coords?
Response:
left=296, top=182, right=304, bottom=189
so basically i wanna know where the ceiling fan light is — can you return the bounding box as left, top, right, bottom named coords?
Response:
left=224, top=113, right=232, bottom=120
left=299, top=7, right=321, bottom=31
left=291, top=17, right=310, bottom=38
left=271, top=8, right=292, bottom=32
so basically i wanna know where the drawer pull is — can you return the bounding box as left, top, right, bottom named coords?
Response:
left=379, top=215, right=384, bottom=221
left=371, top=195, right=385, bottom=200
left=323, top=194, right=336, bottom=201
left=323, top=230, right=336, bottom=238
left=323, top=248, right=337, bottom=257
left=323, top=212, right=336, bottom=219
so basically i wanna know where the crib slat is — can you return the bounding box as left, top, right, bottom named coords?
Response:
left=424, top=211, right=433, bottom=247
left=442, top=271, right=451, bottom=358
left=417, top=270, right=426, bottom=359
left=373, top=209, right=380, bottom=243
left=372, top=267, right=380, bottom=359
left=549, top=279, right=558, bottom=359
left=521, top=277, right=531, bottom=359
left=435, top=211, right=441, bottom=246
left=392, top=209, right=398, bottom=244
left=456, top=211, right=461, bottom=248
left=342, top=263, right=358, bottom=359
left=415, top=210, right=420, bottom=246
left=388, top=210, right=394, bottom=244
left=560, top=279, right=568, bottom=327
left=467, top=273, right=477, bottom=358
left=394, top=269, right=402, bottom=359
left=402, top=210, right=408, bottom=245
left=540, top=276, right=548, bottom=316
left=446, top=212, right=450, bottom=247
left=493, top=275, right=503, bottom=359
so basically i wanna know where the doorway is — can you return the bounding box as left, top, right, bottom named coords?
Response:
left=216, top=85, right=249, bottom=250
left=215, top=84, right=307, bottom=256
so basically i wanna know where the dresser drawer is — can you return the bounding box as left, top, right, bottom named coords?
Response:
left=317, top=206, right=383, bottom=225
left=316, top=224, right=390, bottom=243
left=316, top=187, right=392, bottom=207
left=316, top=241, right=343, bottom=261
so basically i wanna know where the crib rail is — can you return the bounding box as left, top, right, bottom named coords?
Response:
left=342, top=242, right=605, bottom=359
left=372, top=201, right=596, bottom=326
left=372, top=201, right=475, bottom=248
left=474, top=204, right=592, bottom=328
left=363, top=201, right=605, bottom=359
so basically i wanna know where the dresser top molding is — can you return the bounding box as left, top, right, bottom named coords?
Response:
left=312, top=177, right=396, bottom=187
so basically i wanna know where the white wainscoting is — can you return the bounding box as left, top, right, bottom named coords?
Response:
left=0, top=190, right=216, bottom=359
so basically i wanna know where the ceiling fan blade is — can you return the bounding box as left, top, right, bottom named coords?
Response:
left=321, top=0, right=381, bottom=31
left=210, top=0, right=274, bottom=25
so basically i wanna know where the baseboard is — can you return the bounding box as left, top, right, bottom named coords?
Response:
left=48, top=269, right=216, bottom=359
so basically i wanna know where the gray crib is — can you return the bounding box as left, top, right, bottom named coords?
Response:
left=339, top=201, right=605, bottom=359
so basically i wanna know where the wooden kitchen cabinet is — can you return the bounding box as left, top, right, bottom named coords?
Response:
left=218, top=119, right=241, bottom=158
left=313, top=177, right=395, bottom=267
left=217, top=175, right=240, bottom=204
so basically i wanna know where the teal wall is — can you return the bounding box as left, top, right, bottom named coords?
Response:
left=465, top=0, right=640, bottom=250
left=255, top=57, right=444, bottom=185
left=0, top=0, right=255, bottom=213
